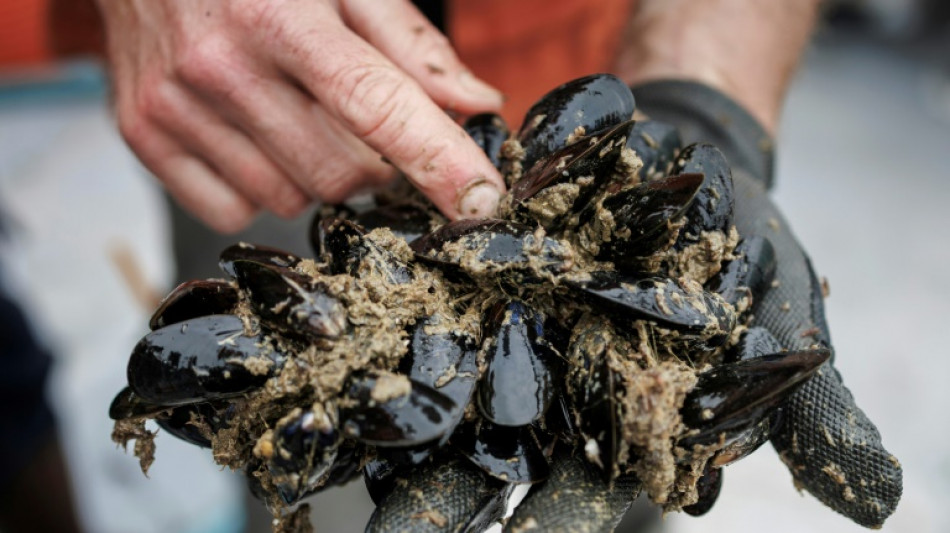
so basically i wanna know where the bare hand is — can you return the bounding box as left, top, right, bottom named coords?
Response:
left=95, top=0, right=506, bottom=232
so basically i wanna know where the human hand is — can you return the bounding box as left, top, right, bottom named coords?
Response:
left=94, top=0, right=507, bottom=232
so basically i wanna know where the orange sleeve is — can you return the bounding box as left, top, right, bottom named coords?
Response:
left=448, top=0, right=633, bottom=126
left=0, top=0, right=52, bottom=67
left=0, top=0, right=103, bottom=68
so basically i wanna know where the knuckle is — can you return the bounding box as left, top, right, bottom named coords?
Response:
left=136, top=82, right=176, bottom=123
left=175, top=36, right=237, bottom=91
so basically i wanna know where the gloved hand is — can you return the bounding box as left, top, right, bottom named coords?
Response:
left=109, top=78, right=901, bottom=533
left=365, top=81, right=902, bottom=532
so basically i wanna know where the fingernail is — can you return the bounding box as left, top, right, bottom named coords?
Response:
left=458, top=71, right=503, bottom=105
left=457, top=182, right=501, bottom=219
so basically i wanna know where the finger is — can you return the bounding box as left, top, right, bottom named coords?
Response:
left=170, top=36, right=397, bottom=204
left=730, top=171, right=902, bottom=527
left=118, top=113, right=257, bottom=232
left=505, top=452, right=640, bottom=533
left=366, top=456, right=511, bottom=532
left=266, top=7, right=506, bottom=219
left=341, top=0, right=504, bottom=113
left=144, top=81, right=310, bottom=218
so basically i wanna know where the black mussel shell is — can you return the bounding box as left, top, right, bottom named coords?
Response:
left=155, top=401, right=232, bottom=448
left=542, top=393, right=578, bottom=441
left=230, top=259, right=347, bottom=340
left=509, top=120, right=636, bottom=230
left=266, top=407, right=341, bottom=504
left=373, top=442, right=438, bottom=467
left=363, top=456, right=401, bottom=505
left=683, top=464, right=723, bottom=516
left=340, top=371, right=458, bottom=447
left=452, top=421, right=550, bottom=483
left=353, top=202, right=437, bottom=244
left=149, top=279, right=239, bottom=331
left=710, top=417, right=772, bottom=468
left=109, top=386, right=167, bottom=420
left=127, top=314, right=280, bottom=405
left=672, top=143, right=735, bottom=245
left=564, top=272, right=735, bottom=344
left=315, top=216, right=367, bottom=275
left=680, top=348, right=831, bottom=444
left=400, top=314, right=478, bottom=440
left=518, top=73, right=635, bottom=171
left=464, top=113, right=510, bottom=171
left=219, top=242, right=301, bottom=279
left=706, top=236, right=776, bottom=308
left=567, top=324, right=623, bottom=477
left=308, top=205, right=357, bottom=258
left=411, top=219, right=573, bottom=285
left=626, top=120, right=682, bottom=178
left=477, top=300, right=559, bottom=427
left=591, top=173, right=703, bottom=266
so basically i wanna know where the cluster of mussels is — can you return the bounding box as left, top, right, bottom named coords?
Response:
left=110, top=74, right=830, bottom=523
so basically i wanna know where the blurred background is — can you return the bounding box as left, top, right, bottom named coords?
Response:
left=0, top=0, right=948, bottom=531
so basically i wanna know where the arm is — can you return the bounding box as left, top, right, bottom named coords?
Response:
left=614, top=0, right=822, bottom=135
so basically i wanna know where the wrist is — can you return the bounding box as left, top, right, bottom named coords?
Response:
left=614, top=0, right=822, bottom=135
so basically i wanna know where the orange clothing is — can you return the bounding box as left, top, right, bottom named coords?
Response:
left=450, top=0, right=633, bottom=125
left=0, top=0, right=51, bottom=66
left=0, top=0, right=103, bottom=67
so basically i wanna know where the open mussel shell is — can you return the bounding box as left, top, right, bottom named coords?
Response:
left=411, top=219, right=573, bottom=285
left=127, top=314, right=280, bottom=405
left=219, top=242, right=301, bottom=279
left=518, top=73, right=635, bottom=171
left=477, top=300, right=559, bottom=427
left=230, top=259, right=347, bottom=341
left=316, top=216, right=414, bottom=283
left=591, top=173, right=704, bottom=265
left=706, top=236, right=777, bottom=308
left=564, top=271, right=736, bottom=343
left=149, top=279, right=239, bottom=331
left=509, top=119, right=636, bottom=230
left=672, top=143, right=735, bottom=244
left=339, top=371, right=458, bottom=447
left=679, top=348, right=831, bottom=445
left=452, top=421, right=550, bottom=483
left=626, top=120, right=682, bottom=178
left=464, top=112, right=509, bottom=171
left=353, top=202, right=437, bottom=244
